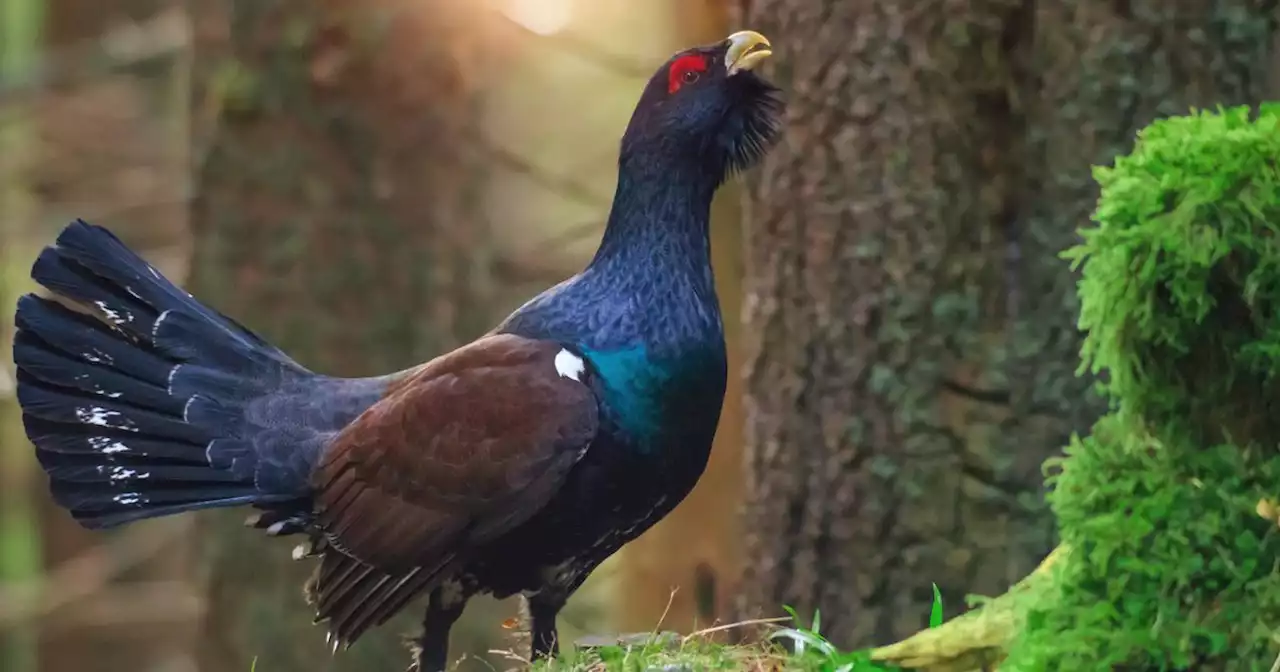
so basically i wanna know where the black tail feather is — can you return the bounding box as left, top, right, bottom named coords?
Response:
left=14, top=329, right=183, bottom=416
left=30, top=247, right=160, bottom=335
left=17, top=369, right=211, bottom=444
left=45, top=459, right=247, bottom=485
left=14, top=220, right=315, bottom=529
left=43, top=220, right=289, bottom=357
left=49, top=484, right=264, bottom=528
left=15, top=296, right=174, bottom=389
left=26, top=414, right=205, bottom=465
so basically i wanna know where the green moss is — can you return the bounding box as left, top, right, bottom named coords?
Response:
left=1005, top=105, right=1280, bottom=670
left=1006, top=415, right=1280, bottom=670
left=1065, top=104, right=1280, bottom=443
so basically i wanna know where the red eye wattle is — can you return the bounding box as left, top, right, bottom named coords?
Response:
left=667, top=54, right=708, bottom=94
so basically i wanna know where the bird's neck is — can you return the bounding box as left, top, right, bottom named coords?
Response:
left=499, top=151, right=726, bottom=355
left=551, top=152, right=723, bottom=353
left=588, top=152, right=718, bottom=284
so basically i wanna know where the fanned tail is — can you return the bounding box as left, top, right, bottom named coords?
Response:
left=13, top=219, right=313, bottom=528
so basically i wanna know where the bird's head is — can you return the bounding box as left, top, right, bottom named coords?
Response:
left=619, top=30, right=784, bottom=184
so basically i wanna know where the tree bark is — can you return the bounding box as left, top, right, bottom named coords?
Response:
left=734, top=0, right=1278, bottom=648
left=187, top=1, right=493, bottom=669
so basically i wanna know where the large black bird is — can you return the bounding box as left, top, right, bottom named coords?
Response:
left=12, top=30, right=782, bottom=671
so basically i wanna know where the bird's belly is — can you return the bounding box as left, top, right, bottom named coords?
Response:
left=469, top=430, right=712, bottom=598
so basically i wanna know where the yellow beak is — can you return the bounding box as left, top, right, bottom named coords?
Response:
left=725, top=30, right=772, bottom=76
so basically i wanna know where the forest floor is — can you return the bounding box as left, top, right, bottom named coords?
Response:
left=507, top=605, right=925, bottom=672
left=515, top=592, right=945, bottom=671
left=518, top=634, right=902, bottom=671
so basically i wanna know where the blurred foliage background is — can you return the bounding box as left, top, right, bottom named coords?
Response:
left=0, top=1, right=1276, bottom=672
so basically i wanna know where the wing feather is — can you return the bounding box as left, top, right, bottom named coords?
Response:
left=306, top=333, right=598, bottom=644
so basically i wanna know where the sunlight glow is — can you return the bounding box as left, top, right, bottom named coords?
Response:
left=502, top=0, right=574, bottom=36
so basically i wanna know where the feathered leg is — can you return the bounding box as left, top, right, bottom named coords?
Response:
left=409, top=587, right=465, bottom=672
left=528, top=592, right=566, bottom=661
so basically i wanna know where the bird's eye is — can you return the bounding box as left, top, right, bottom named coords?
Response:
left=667, top=54, right=708, bottom=93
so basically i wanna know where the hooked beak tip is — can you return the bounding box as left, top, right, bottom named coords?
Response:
left=725, top=30, right=772, bottom=75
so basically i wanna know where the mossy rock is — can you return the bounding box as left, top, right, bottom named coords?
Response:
left=1002, top=104, right=1280, bottom=671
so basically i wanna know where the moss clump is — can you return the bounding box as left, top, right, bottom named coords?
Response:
left=1003, top=104, right=1280, bottom=670
left=1069, top=103, right=1280, bottom=444
left=1007, top=417, right=1280, bottom=670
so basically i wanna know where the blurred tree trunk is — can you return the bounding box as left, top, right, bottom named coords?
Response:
left=35, top=4, right=198, bottom=672
left=188, top=1, right=493, bottom=670
left=734, top=0, right=1278, bottom=648
left=2, top=4, right=44, bottom=672
left=44, top=0, right=168, bottom=44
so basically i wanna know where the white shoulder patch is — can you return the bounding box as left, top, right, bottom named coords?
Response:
left=554, top=348, right=586, bottom=382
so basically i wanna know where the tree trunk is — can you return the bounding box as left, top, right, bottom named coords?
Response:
left=734, top=0, right=1278, bottom=648
left=187, top=1, right=493, bottom=669
left=33, top=4, right=198, bottom=670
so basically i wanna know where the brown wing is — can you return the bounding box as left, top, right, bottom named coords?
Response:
left=307, top=333, right=598, bottom=644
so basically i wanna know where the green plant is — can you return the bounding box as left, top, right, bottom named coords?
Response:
left=928, top=583, right=944, bottom=629
left=1004, top=104, right=1280, bottom=670
left=768, top=587, right=943, bottom=672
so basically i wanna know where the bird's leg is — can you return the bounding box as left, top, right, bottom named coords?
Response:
left=408, top=588, right=465, bottom=672
left=527, top=592, right=567, bottom=662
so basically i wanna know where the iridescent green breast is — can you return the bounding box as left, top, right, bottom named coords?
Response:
left=581, top=343, right=726, bottom=452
